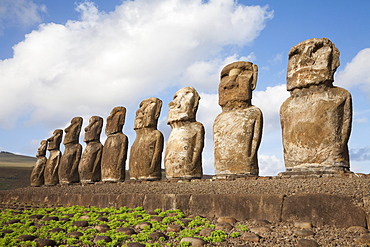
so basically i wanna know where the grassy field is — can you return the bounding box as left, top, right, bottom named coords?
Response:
left=0, top=152, right=35, bottom=190
left=0, top=152, right=36, bottom=167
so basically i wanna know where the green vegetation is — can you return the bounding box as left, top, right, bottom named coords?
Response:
left=0, top=205, right=245, bottom=246
left=236, top=223, right=248, bottom=232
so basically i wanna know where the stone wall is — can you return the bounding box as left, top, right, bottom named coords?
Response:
left=0, top=191, right=366, bottom=228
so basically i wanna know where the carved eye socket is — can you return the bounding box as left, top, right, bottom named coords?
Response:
left=289, top=48, right=300, bottom=58
left=312, top=42, right=324, bottom=53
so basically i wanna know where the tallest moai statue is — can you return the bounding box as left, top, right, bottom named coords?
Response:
left=280, top=38, right=352, bottom=175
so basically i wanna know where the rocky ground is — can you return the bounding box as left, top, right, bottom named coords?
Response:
left=2, top=174, right=370, bottom=246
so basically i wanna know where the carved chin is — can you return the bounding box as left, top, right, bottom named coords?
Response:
left=287, top=69, right=333, bottom=90
left=168, top=112, right=192, bottom=123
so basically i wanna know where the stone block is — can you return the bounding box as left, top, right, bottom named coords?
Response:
left=116, top=194, right=145, bottom=209
left=282, top=194, right=366, bottom=227
left=189, top=194, right=214, bottom=218
left=213, top=194, right=283, bottom=222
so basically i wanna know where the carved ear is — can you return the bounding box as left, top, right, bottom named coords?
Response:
left=155, top=99, right=163, bottom=119
left=119, top=107, right=126, bottom=126
left=251, top=64, right=258, bottom=91
left=96, top=117, right=104, bottom=134
left=192, top=90, right=200, bottom=114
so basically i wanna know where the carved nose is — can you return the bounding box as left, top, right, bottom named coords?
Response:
left=169, top=99, right=181, bottom=108
left=224, top=79, right=237, bottom=90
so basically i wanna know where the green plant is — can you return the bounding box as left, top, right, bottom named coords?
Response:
left=180, top=241, right=191, bottom=247
left=230, top=232, right=240, bottom=238
left=236, top=224, right=248, bottom=232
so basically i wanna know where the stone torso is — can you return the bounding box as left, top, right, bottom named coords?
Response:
left=44, top=150, right=62, bottom=185
left=280, top=86, right=352, bottom=171
left=79, top=141, right=103, bottom=183
left=129, top=129, right=163, bottom=180
left=30, top=157, right=47, bottom=186
left=214, top=106, right=262, bottom=175
left=101, top=133, right=128, bottom=182
left=58, top=143, right=82, bottom=184
left=165, top=122, right=204, bottom=179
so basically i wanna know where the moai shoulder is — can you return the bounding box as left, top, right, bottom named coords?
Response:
left=280, top=38, right=352, bottom=175
left=130, top=97, right=164, bottom=181
left=59, top=117, right=83, bottom=185
left=30, top=140, right=48, bottom=187
left=44, top=129, right=63, bottom=186
left=214, top=61, right=263, bottom=178
left=79, top=116, right=104, bottom=184
left=165, top=87, right=204, bottom=179
left=101, top=107, right=128, bottom=182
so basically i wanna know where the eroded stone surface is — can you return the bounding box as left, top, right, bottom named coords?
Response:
left=280, top=38, right=352, bottom=173
left=214, top=61, right=263, bottom=177
left=101, top=107, right=128, bottom=182
left=79, top=116, right=103, bottom=183
left=59, top=117, right=83, bottom=184
left=30, top=140, right=47, bottom=187
left=130, top=98, right=163, bottom=181
left=165, top=87, right=204, bottom=179
left=44, top=130, right=63, bottom=186
left=280, top=38, right=352, bottom=174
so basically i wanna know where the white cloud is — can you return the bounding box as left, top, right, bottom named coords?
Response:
left=253, top=84, right=289, bottom=133
left=350, top=146, right=370, bottom=162
left=336, top=48, right=370, bottom=91
left=354, top=117, right=368, bottom=124
left=181, top=53, right=256, bottom=93
left=258, top=154, right=284, bottom=176
left=0, top=0, right=273, bottom=129
left=0, top=0, right=46, bottom=34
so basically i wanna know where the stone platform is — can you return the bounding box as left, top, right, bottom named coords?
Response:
left=1, top=175, right=369, bottom=228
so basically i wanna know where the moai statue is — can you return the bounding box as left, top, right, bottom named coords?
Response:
left=165, top=87, right=204, bottom=179
left=213, top=61, right=263, bottom=178
left=130, top=97, right=164, bottom=181
left=44, top=129, right=63, bottom=186
left=101, top=107, right=128, bottom=182
left=280, top=38, right=352, bottom=175
left=30, top=140, right=47, bottom=187
left=79, top=116, right=103, bottom=183
left=59, top=117, right=83, bottom=184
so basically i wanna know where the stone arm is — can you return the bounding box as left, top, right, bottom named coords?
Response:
left=279, top=98, right=290, bottom=148
left=150, top=131, right=164, bottom=172
left=341, top=92, right=352, bottom=148
left=118, top=134, right=129, bottom=169
left=91, top=144, right=103, bottom=176
left=52, top=151, right=62, bottom=178
left=250, top=108, right=263, bottom=159
left=71, top=144, right=83, bottom=174
left=192, top=122, right=205, bottom=165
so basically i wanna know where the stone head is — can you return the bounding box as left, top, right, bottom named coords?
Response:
left=36, top=140, right=47, bottom=157
left=287, top=38, right=340, bottom=91
left=64, top=117, right=83, bottom=145
left=105, top=106, right=126, bottom=135
left=134, top=97, right=162, bottom=129
left=168, top=87, right=200, bottom=124
left=84, top=116, right=103, bottom=142
left=47, top=129, right=63, bottom=151
left=219, top=61, right=258, bottom=107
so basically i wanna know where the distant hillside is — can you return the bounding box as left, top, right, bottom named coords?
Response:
left=0, top=151, right=36, bottom=167
left=0, top=152, right=35, bottom=190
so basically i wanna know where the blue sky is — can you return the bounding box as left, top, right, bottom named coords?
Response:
left=0, top=0, right=369, bottom=175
